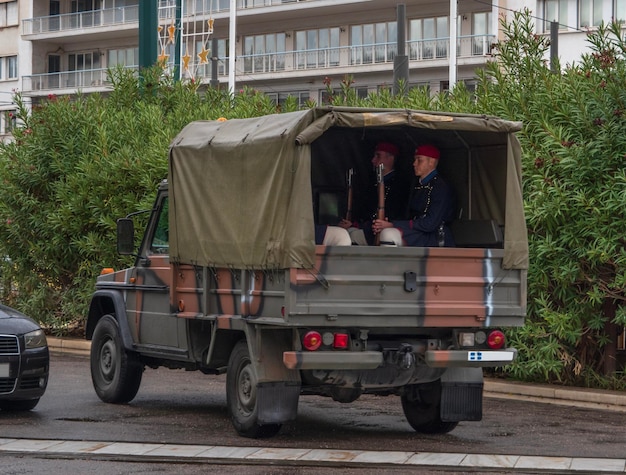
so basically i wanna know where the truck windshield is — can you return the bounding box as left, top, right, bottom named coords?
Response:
left=150, top=197, right=169, bottom=254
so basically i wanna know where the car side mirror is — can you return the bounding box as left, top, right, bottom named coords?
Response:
left=116, top=218, right=135, bottom=255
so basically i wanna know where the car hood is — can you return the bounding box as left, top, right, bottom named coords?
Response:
left=0, top=303, right=41, bottom=334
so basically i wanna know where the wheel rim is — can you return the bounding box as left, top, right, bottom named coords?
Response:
left=237, top=360, right=256, bottom=415
left=99, top=338, right=116, bottom=383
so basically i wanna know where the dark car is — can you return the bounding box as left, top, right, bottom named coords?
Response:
left=0, top=303, right=49, bottom=411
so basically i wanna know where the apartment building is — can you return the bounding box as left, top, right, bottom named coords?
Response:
left=1, top=0, right=625, bottom=134
left=0, top=0, right=22, bottom=137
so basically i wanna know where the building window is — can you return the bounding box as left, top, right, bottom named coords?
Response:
left=193, top=0, right=229, bottom=12
left=7, top=56, right=17, bottom=79
left=266, top=91, right=310, bottom=109
left=615, top=0, right=626, bottom=21
left=295, top=27, right=340, bottom=69
left=242, top=33, right=286, bottom=74
left=540, top=0, right=626, bottom=31
left=0, top=1, right=18, bottom=27
left=2, top=110, right=16, bottom=134
left=0, top=56, right=18, bottom=80
left=579, top=0, right=604, bottom=28
left=71, top=0, right=102, bottom=13
left=472, top=12, right=493, bottom=55
left=108, top=47, right=139, bottom=67
left=193, top=38, right=228, bottom=78
left=542, top=0, right=570, bottom=31
left=350, top=22, right=397, bottom=65
left=68, top=51, right=102, bottom=87
left=409, top=16, right=448, bottom=60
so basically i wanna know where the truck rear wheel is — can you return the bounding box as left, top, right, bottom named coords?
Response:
left=226, top=341, right=281, bottom=438
left=90, top=315, right=143, bottom=404
left=401, top=381, right=458, bottom=434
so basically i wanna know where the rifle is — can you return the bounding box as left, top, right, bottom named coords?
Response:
left=375, top=163, right=385, bottom=245
left=345, top=168, right=354, bottom=222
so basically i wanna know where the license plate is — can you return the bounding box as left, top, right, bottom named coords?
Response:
left=0, top=363, right=9, bottom=378
left=468, top=351, right=514, bottom=362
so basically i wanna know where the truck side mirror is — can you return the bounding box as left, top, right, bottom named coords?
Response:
left=116, top=218, right=135, bottom=255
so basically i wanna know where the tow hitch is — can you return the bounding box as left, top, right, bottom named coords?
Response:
left=389, top=343, right=415, bottom=369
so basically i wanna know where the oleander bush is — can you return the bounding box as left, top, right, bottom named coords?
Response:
left=0, top=11, right=625, bottom=388
left=0, top=66, right=287, bottom=334
left=476, top=13, right=626, bottom=386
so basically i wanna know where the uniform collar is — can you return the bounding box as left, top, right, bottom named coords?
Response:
left=419, top=169, right=438, bottom=185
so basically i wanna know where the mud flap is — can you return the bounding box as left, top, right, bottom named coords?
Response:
left=440, top=367, right=483, bottom=422
left=257, top=381, right=301, bottom=425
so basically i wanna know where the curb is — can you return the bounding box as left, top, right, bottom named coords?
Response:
left=47, top=337, right=91, bottom=357
left=484, top=379, right=626, bottom=412
left=48, top=338, right=626, bottom=412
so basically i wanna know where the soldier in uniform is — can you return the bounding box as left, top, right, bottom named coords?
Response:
left=339, top=141, right=410, bottom=245
left=375, top=144, right=456, bottom=247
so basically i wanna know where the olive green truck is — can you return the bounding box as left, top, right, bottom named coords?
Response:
left=85, top=107, right=528, bottom=438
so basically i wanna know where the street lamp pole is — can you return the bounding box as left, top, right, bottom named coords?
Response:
left=228, top=0, right=236, bottom=94
left=449, top=0, right=457, bottom=90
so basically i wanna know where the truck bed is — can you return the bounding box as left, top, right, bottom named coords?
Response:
left=175, top=246, right=526, bottom=330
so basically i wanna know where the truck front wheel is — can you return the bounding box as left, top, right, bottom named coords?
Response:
left=226, top=341, right=281, bottom=438
left=90, top=315, right=143, bottom=404
left=401, top=381, right=458, bottom=434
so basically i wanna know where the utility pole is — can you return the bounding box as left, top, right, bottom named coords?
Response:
left=393, top=4, right=409, bottom=96
left=550, top=21, right=559, bottom=73
left=138, top=1, right=157, bottom=70
left=228, top=0, right=236, bottom=94
left=449, top=0, right=457, bottom=90
left=210, top=37, right=219, bottom=88
left=174, top=0, right=182, bottom=81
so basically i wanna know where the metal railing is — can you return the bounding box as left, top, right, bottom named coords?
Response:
left=24, top=0, right=323, bottom=34
left=174, top=0, right=320, bottom=12
left=22, top=67, right=138, bottom=92
left=236, top=35, right=494, bottom=76
left=21, top=35, right=493, bottom=92
left=23, top=6, right=139, bottom=35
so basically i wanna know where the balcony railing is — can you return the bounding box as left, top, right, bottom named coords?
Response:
left=23, top=67, right=138, bottom=92
left=158, top=0, right=318, bottom=13
left=235, top=35, right=494, bottom=76
left=22, top=35, right=493, bottom=93
left=23, top=6, right=139, bottom=35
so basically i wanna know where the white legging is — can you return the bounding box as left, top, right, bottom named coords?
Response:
left=323, top=226, right=352, bottom=246
left=379, top=228, right=403, bottom=246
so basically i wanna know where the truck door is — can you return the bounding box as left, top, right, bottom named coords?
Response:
left=128, top=195, right=186, bottom=352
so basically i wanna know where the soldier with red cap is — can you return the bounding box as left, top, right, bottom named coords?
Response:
left=339, top=141, right=410, bottom=245
left=375, top=144, right=456, bottom=247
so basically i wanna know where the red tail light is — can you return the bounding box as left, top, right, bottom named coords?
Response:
left=303, top=331, right=322, bottom=351
left=487, top=330, right=505, bottom=349
left=333, top=333, right=349, bottom=349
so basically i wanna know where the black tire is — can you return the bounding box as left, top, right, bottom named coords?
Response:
left=401, top=381, right=459, bottom=434
left=90, top=315, right=143, bottom=404
left=0, top=398, right=40, bottom=411
left=226, top=341, right=281, bottom=438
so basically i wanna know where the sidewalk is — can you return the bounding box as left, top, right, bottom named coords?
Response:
left=48, top=337, right=626, bottom=412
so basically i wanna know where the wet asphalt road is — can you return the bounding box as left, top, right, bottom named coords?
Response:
left=1, top=353, right=625, bottom=464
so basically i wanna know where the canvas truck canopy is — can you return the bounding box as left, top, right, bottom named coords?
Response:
left=168, top=107, right=528, bottom=270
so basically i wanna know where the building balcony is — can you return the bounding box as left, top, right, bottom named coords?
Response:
left=21, top=35, right=493, bottom=95
left=22, top=6, right=139, bottom=39
left=192, top=35, right=495, bottom=80
left=22, top=67, right=138, bottom=96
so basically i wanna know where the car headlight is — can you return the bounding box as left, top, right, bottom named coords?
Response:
left=24, top=329, right=47, bottom=349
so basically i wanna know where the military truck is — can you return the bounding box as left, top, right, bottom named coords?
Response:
left=86, top=107, right=527, bottom=438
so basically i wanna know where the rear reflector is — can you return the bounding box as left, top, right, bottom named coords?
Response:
left=303, top=331, right=322, bottom=351
left=333, top=333, right=349, bottom=349
left=487, top=330, right=505, bottom=349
